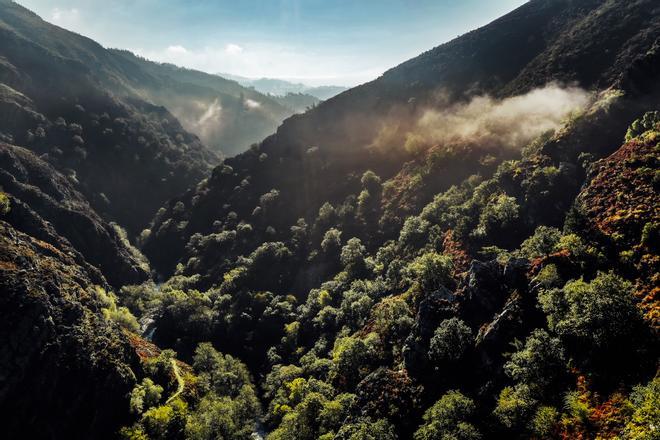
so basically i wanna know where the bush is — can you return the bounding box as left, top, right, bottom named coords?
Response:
left=0, top=191, right=9, bottom=215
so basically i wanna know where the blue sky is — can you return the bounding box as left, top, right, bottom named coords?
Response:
left=18, top=0, right=527, bottom=86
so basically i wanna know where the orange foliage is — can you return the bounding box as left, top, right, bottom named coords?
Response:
left=442, top=230, right=471, bottom=275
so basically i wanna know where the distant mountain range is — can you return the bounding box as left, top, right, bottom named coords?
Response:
left=219, top=73, right=349, bottom=100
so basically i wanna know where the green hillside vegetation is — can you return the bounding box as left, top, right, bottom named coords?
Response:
left=0, top=0, right=658, bottom=439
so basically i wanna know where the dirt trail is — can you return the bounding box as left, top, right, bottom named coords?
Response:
left=166, top=359, right=185, bottom=403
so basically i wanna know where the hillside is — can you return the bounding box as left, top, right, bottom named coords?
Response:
left=0, top=1, right=299, bottom=164
left=0, top=1, right=220, bottom=235
left=107, top=50, right=296, bottom=156
left=0, top=142, right=149, bottom=287
left=133, top=0, right=659, bottom=438
left=144, top=0, right=660, bottom=275
left=0, top=0, right=659, bottom=439
left=0, top=220, right=140, bottom=439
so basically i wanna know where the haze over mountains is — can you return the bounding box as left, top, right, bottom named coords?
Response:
left=0, top=0, right=312, bottom=158
left=219, top=73, right=349, bottom=101
left=0, top=0, right=658, bottom=439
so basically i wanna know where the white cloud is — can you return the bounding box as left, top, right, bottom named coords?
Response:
left=224, top=43, right=244, bottom=55
left=51, top=7, right=80, bottom=27
left=167, top=45, right=189, bottom=54
left=244, top=98, right=261, bottom=109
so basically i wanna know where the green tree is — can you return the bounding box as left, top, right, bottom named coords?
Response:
left=357, top=170, right=382, bottom=228
left=519, top=226, right=562, bottom=259
left=504, top=329, right=567, bottom=395
left=330, top=335, right=377, bottom=388
left=625, top=111, right=660, bottom=141
left=130, top=378, right=164, bottom=415
left=622, top=377, right=660, bottom=439
left=429, top=317, right=473, bottom=364
left=493, top=385, right=538, bottom=430
left=414, top=390, right=481, bottom=440
left=192, top=343, right=256, bottom=398
left=538, top=272, right=644, bottom=368
left=335, top=417, right=397, bottom=440
left=340, top=237, right=369, bottom=279
left=474, top=193, right=519, bottom=238
left=321, top=228, right=342, bottom=255
left=405, top=252, right=454, bottom=292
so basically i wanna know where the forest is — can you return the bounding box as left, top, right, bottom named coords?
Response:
left=0, top=0, right=658, bottom=439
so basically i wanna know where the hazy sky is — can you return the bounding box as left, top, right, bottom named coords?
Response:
left=18, top=0, right=527, bottom=86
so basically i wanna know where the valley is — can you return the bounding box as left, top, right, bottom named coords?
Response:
left=0, top=0, right=658, bottom=439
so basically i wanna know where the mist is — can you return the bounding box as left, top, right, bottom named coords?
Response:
left=372, top=83, right=593, bottom=155
left=410, top=84, right=592, bottom=152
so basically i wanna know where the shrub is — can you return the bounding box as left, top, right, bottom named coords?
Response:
left=0, top=191, right=9, bottom=215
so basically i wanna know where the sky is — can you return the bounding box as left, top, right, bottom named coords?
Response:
left=18, top=0, right=528, bottom=87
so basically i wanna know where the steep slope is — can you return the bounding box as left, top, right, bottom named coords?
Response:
left=0, top=143, right=149, bottom=287
left=576, top=120, right=660, bottom=327
left=0, top=220, right=139, bottom=439
left=144, top=0, right=660, bottom=276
